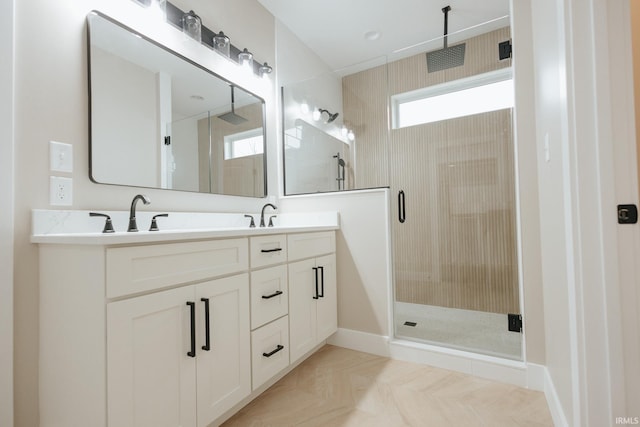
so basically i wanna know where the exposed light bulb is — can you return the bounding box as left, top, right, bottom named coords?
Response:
left=347, top=130, right=355, bottom=141
left=312, top=109, right=321, bottom=121
left=341, top=126, right=348, bottom=137
left=300, top=103, right=310, bottom=115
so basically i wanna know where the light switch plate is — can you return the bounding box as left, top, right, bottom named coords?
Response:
left=50, top=141, right=73, bottom=173
left=50, top=176, right=73, bottom=206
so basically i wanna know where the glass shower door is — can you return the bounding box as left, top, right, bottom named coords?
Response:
left=389, top=37, right=522, bottom=359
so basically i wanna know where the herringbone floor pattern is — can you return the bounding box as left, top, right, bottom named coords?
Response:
left=223, top=345, right=553, bottom=427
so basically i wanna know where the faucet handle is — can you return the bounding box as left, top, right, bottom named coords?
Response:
left=89, top=212, right=115, bottom=233
left=244, top=214, right=256, bottom=228
left=268, top=215, right=277, bottom=227
left=149, top=213, right=169, bottom=231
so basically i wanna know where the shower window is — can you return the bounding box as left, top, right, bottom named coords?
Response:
left=392, top=68, right=513, bottom=129
left=224, top=128, right=264, bottom=160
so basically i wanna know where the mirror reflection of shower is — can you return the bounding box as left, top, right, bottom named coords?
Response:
left=333, top=152, right=346, bottom=190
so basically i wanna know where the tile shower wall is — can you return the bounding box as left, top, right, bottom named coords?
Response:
left=343, top=27, right=518, bottom=314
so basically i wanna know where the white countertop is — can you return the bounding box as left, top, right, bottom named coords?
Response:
left=31, top=210, right=339, bottom=245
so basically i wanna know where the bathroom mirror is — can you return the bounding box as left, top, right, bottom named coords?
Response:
left=88, top=11, right=266, bottom=197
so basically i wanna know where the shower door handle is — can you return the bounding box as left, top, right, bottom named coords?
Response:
left=398, top=190, right=406, bottom=223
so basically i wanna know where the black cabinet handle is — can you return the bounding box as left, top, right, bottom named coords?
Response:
left=262, top=344, right=284, bottom=358
left=312, top=267, right=319, bottom=300
left=260, top=247, right=282, bottom=253
left=318, top=266, right=325, bottom=298
left=186, top=302, right=196, bottom=357
left=201, top=298, right=211, bottom=351
left=261, top=290, right=283, bottom=299
left=398, top=190, right=406, bottom=223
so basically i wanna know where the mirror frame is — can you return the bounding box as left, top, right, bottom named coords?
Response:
left=87, top=10, right=268, bottom=197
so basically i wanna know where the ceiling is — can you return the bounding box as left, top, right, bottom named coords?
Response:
left=257, top=0, right=510, bottom=74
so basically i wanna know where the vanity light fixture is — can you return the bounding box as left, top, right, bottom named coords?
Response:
left=258, top=62, right=273, bottom=79
left=312, top=108, right=321, bottom=121
left=181, top=10, right=201, bottom=42
left=300, top=102, right=310, bottom=115
left=341, top=126, right=348, bottom=137
left=213, top=31, right=230, bottom=57
left=238, top=48, right=254, bottom=69
left=347, top=130, right=355, bottom=141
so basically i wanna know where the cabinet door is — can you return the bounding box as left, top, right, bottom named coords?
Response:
left=315, top=253, right=338, bottom=342
left=107, top=286, right=197, bottom=427
left=288, top=258, right=318, bottom=363
left=195, top=274, right=250, bottom=427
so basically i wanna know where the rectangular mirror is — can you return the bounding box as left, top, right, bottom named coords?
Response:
left=88, top=11, right=266, bottom=197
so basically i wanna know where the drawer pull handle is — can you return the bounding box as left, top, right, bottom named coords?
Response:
left=186, top=302, right=196, bottom=358
left=261, top=290, right=283, bottom=299
left=201, top=298, right=211, bottom=351
left=262, top=344, right=284, bottom=358
left=312, top=267, right=319, bottom=299
left=260, top=247, right=282, bottom=253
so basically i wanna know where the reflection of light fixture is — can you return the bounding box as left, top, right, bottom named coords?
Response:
left=213, top=31, right=230, bottom=57
left=347, top=130, right=355, bottom=141
left=258, top=62, right=273, bottom=79
left=312, top=109, right=321, bottom=121
left=300, top=103, right=310, bottom=115
left=238, top=48, right=253, bottom=69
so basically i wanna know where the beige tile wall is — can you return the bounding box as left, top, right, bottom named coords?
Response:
left=343, top=27, right=519, bottom=314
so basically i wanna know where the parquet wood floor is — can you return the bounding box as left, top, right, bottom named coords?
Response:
left=222, top=345, right=553, bottom=427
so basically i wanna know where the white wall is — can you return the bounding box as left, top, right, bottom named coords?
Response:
left=280, top=190, right=392, bottom=336
left=91, top=47, right=160, bottom=187
left=530, top=0, right=639, bottom=424
left=13, top=1, right=276, bottom=425
left=1, top=0, right=14, bottom=425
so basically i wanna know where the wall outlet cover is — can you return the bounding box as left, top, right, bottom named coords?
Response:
left=50, top=141, right=73, bottom=173
left=50, top=176, right=73, bottom=206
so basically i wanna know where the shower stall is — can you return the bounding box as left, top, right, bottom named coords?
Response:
left=282, top=11, right=521, bottom=361
left=343, top=22, right=522, bottom=360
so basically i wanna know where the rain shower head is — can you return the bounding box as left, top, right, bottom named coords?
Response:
left=218, top=86, right=248, bottom=125
left=426, top=5, right=466, bottom=73
left=319, top=108, right=339, bottom=123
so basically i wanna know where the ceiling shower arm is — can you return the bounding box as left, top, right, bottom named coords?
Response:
left=442, top=5, right=451, bottom=49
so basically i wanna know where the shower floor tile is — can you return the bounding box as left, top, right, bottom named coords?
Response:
left=394, top=302, right=522, bottom=360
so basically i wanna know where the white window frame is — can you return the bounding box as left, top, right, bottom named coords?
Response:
left=223, top=127, right=264, bottom=160
left=391, top=68, right=514, bottom=129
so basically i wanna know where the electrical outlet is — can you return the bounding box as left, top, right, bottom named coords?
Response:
left=50, top=176, right=73, bottom=206
left=50, top=141, right=73, bottom=173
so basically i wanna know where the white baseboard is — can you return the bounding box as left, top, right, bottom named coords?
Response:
left=544, top=367, right=570, bottom=427
left=327, top=327, right=390, bottom=357
left=329, top=328, right=546, bottom=391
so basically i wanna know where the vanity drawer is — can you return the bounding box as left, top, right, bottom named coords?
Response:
left=249, top=234, right=287, bottom=269
left=106, top=238, right=248, bottom=298
left=251, top=316, right=289, bottom=390
left=287, top=231, right=335, bottom=261
left=250, top=265, right=288, bottom=330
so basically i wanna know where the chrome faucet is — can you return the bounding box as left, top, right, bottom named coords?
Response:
left=128, top=194, right=150, bottom=232
left=260, top=203, right=277, bottom=227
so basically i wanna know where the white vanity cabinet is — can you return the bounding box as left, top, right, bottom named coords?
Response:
left=248, top=235, right=290, bottom=390
left=107, top=274, right=250, bottom=427
left=287, top=232, right=338, bottom=363
left=36, top=226, right=337, bottom=427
